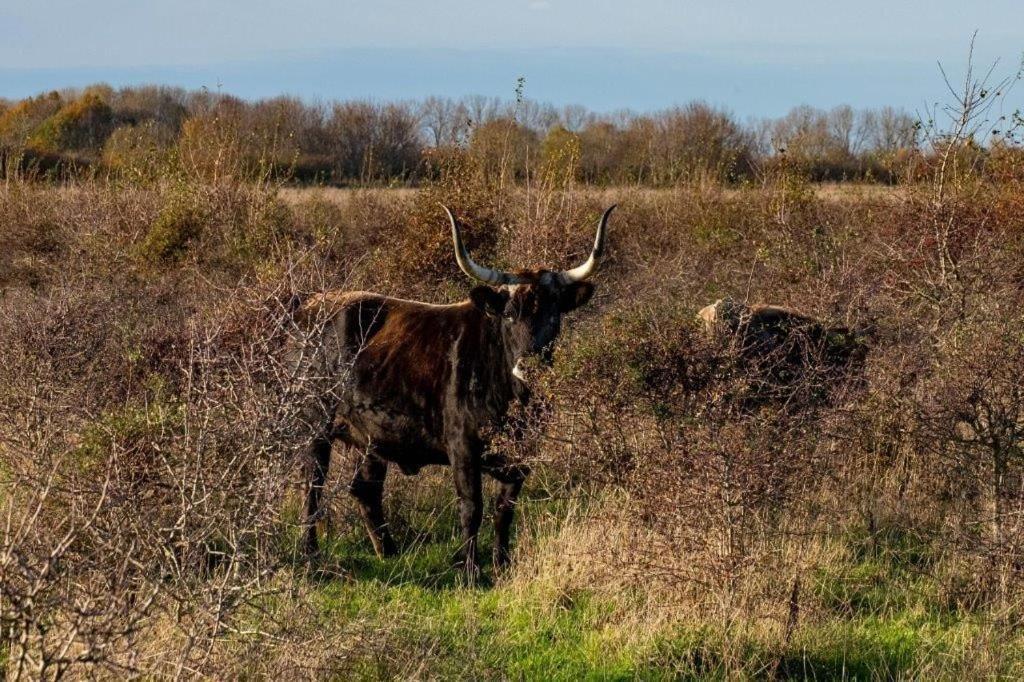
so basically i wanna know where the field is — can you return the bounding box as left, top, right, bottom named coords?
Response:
left=2, top=90, right=1024, bottom=678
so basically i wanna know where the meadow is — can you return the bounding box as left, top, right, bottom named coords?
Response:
left=1, top=77, right=1024, bottom=679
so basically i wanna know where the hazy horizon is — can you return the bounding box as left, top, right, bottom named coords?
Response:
left=1, top=1, right=1022, bottom=118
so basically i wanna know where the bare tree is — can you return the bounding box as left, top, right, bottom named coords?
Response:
left=419, top=96, right=469, bottom=147
left=462, top=95, right=504, bottom=129
left=558, top=104, right=593, bottom=132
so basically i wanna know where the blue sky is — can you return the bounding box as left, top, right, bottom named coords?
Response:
left=1, top=1, right=1021, bottom=117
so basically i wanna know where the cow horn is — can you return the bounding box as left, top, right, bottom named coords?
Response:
left=443, top=205, right=523, bottom=286
left=559, top=204, right=616, bottom=284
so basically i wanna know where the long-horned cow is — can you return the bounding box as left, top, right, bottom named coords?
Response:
left=697, top=298, right=870, bottom=401
left=292, top=206, right=616, bottom=577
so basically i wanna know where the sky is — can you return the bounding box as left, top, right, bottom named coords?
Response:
left=1, top=1, right=1021, bottom=117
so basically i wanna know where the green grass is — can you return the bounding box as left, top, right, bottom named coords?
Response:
left=301, top=495, right=662, bottom=679
left=233, top=495, right=1023, bottom=680
left=308, top=579, right=646, bottom=679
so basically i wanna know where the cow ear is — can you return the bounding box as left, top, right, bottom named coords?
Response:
left=559, top=282, right=595, bottom=312
left=470, top=286, right=508, bottom=316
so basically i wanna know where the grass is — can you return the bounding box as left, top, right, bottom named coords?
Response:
left=305, top=578, right=644, bottom=679
left=236, top=488, right=664, bottom=678
left=224, top=485, right=1021, bottom=680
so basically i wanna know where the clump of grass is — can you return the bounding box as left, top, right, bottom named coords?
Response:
left=139, top=186, right=207, bottom=263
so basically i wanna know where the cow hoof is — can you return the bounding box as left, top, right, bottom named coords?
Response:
left=452, top=556, right=482, bottom=585
left=492, top=552, right=512, bottom=574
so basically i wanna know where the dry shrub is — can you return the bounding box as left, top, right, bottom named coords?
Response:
left=176, top=114, right=252, bottom=186
left=0, top=171, right=418, bottom=677
left=910, top=309, right=1024, bottom=607
left=551, top=305, right=821, bottom=506
left=134, top=175, right=317, bottom=277
left=0, top=262, right=343, bottom=677
left=359, top=147, right=505, bottom=298
left=140, top=186, right=209, bottom=263
left=0, top=187, right=69, bottom=289
left=359, top=145, right=629, bottom=302
left=0, top=182, right=166, bottom=289
left=496, top=281, right=886, bottom=663
left=102, top=122, right=175, bottom=184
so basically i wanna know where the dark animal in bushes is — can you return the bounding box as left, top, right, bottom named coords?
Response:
left=697, top=298, right=870, bottom=401
left=292, top=205, right=616, bottom=577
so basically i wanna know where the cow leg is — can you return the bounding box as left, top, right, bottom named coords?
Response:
left=487, top=462, right=530, bottom=572
left=349, top=452, right=397, bottom=558
left=303, top=435, right=332, bottom=556
left=452, top=455, right=483, bottom=581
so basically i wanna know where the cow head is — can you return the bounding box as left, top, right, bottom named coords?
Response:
left=697, top=298, right=748, bottom=334
left=443, top=205, right=615, bottom=378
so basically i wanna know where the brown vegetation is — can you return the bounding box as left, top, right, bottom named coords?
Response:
left=2, top=57, right=1024, bottom=677
left=0, top=84, right=943, bottom=187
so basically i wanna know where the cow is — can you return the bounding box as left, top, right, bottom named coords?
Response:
left=697, top=298, right=870, bottom=403
left=291, top=205, right=616, bottom=578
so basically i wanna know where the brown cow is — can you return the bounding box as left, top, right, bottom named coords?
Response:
left=697, top=298, right=869, bottom=401
left=291, top=206, right=616, bottom=578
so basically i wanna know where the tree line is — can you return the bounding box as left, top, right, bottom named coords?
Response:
left=0, top=84, right=927, bottom=184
